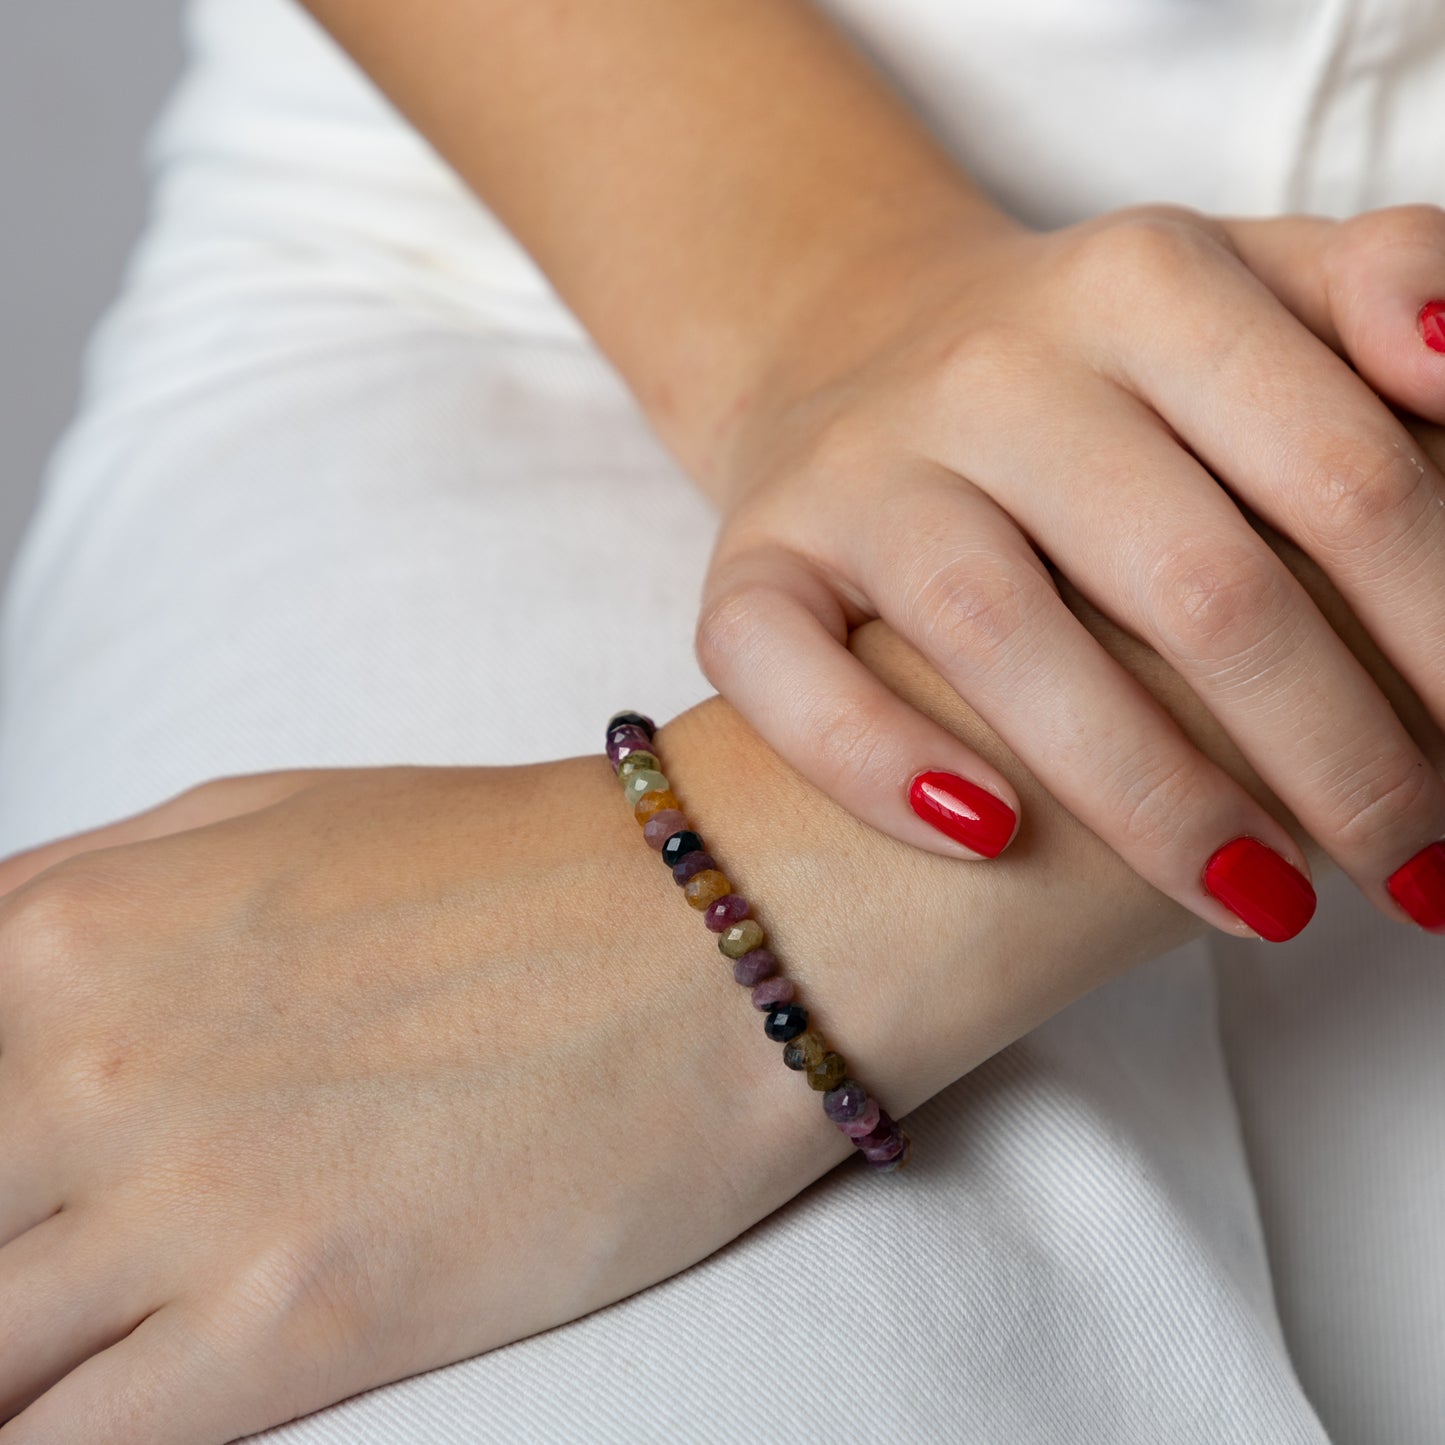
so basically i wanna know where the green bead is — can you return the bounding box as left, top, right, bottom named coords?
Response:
left=623, top=769, right=670, bottom=808
left=718, top=919, right=765, bottom=958
left=617, top=751, right=660, bottom=784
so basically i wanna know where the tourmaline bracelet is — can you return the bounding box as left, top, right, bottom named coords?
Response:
left=605, top=709, right=912, bottom=1173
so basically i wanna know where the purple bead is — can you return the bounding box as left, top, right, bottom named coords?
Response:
left=865, top=1135, right=911, bottom=1172
left=642, top=810, right=689, bottom=850
left=853, top=1111, right=898, bottom=1152
left=703, top=894, right=750, bottom=932
left=861, top=1132, right=907, bottom=1165
left=606, top=726, right=652, bottom=767
left=672, top=851, right=717, bottom=884
left=822, top=1078, right=868, bottom=1124
left=839, top=1097, right=882, bottom=1137
left=732, top=947, right=778, bottom=987
left=750, top=975, right=794, bottom=1010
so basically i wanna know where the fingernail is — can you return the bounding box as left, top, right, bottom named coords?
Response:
left=1419, top=300, right=1445, bottom=353
left=908, top=770, right=1017, bottom=857
left=1202, top=835, right=1316, bottom=942
left=1385, top=840, right=1445, bottom=932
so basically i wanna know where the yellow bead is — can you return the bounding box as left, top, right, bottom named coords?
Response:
left=683, top=869, right=732, bottom=910
left=634, top=789, right=680, bottom=824
left=807, top=1050, right=847, bottom=1092
left=617, top=751, right=659, bottom=784
left=718, top=919, right=765, bottom=958
left=782, top=1030, right=828, bottom=1071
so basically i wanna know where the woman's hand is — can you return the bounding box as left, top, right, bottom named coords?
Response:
left=0, top=763, right=841, bottom=1442
left=697, top=201, right=1445, bottom=940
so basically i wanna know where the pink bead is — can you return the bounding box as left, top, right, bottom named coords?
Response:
left=750, top=976, right=794, bottom=1010
left=704, top=894, right=750, bottom=932
left=839, top=1098, right=881, bottom=1137
left=642, top=810, right=688, bottom=850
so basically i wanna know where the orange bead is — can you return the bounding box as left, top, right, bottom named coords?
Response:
left=683, top=869, right=732, bottom=910
left=634, top=789, right=680, bottom=824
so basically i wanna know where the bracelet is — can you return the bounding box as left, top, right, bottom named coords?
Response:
left=606, top=710, right=912, bottom=1173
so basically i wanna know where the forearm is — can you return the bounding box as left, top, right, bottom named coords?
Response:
left=295, top=0, right=1013, bottom=486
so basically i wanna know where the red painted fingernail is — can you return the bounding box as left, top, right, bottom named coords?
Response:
left=1386, top=840, right=1445, bottom=932
left=1202, top=835, right=1316, bottom=942
left=1419, top=300, right=1445, bottom=353
left=908, top=770, right=1017, bottom=857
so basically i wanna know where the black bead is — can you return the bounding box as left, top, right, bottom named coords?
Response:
left=660, top=830, right=703, bottom=868
left=764, top=1004, right=808, bottom=1043
left=606, top=711, right=655, bottom=739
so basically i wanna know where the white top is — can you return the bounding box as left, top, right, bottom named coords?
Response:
left=139, top=0, right=1445, bottom=345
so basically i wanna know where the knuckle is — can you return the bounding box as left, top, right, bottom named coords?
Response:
left=1106, top=753, right=1205, bottom=856
left=1343, top=202, right=1445, bottom=254
left=805, top=694, right=894, bottom=792
left=913, top=555, right=1047, bottom=667
left=1064, top=206, right=1220, bottom=293
left=1301, top=442, right=1430, bottom=553
left=1151, top=541, right=1291, bottom=668
left=1330, top=756, right=1438, bottom=855
left=1, top=865, right=117, bottom=967
left=694, top=582, right=773, bottom=677
left=933, top=320, right=1043, bottom=406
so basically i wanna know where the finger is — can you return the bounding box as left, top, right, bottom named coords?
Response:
left=849, top=463, right=1315, bottom=940
left=0, top=770, right=329, bottom=897
left=0, top=1298, right=257, bottom=1445
left=0, top=1108, right=62, bottom=1249
left=0, top=1208, right=165, bottom=1423
left=696, top=543, right=1021, bottom=859
left=1093, top=221, right=1445, bottom=924
left=1224, top=206, right=1445, bottom=424
left=951, top=365, right=1445, bottom=933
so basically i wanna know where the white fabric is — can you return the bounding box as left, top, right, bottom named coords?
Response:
left=3, top=1, right=1444, bottom=1439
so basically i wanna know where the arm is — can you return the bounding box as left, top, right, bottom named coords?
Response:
left=4, top=445, right=1440, bottom=1440
left=294, top=0, right=1011, bottom=487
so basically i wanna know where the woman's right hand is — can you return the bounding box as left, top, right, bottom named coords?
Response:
left=696, top=201, right=1445, bottom=942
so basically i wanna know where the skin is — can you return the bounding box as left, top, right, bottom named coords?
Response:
left=295, top=0, right=1445, bottom=935
left=0, top=421, right=1441, bottom=1440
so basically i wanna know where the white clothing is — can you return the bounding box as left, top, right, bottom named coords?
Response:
left=4, top=1, right=1445, bottom=1440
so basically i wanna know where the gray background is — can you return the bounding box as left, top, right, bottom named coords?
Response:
left=0, top=1, right=186, bottom=574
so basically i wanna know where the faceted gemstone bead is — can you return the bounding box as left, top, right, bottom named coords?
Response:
left=683, top=869, right=732, bottom=910
left=807, top=1050, right=847, bottom=1092
left=672, top=851, right=717, bottom=884
left=764, top=1003, right=809, bottom=1042
left=866, top=1135, right=911, bottom=1172
left=716, top=917, right=763, bottom=955
left=607, top=711, right=656, bottom=739
left=634, top=789, right=680, bottom=824
left=616, top=751, right=660, bottom=783
left=607, top=727, right=653, bottom=768
left=839, top=1098, right=882, bottom=1137
left=643, top=811, right=689, bottom=850
left=781, top=1029, right=827, bottom=1071
left=853, top=1111, right=898, bottom=1152
left=750, top=975, right=794, bottom=1010
left=704, top=896, right=751, bottom=934
left=623, top=769, right=670, bottom=808
left=861, top=1132, right=907, bottom=1165
left=733, top=947, right=778, bottom=987
left=661, top=830, right=705, bottom=868
left=823, top=1078, right=868, bottom=1124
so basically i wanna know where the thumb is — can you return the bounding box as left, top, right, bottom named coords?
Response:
left=1223, top=206, right=1445, bottom=424
left=0, top=768, right=329, bottom=896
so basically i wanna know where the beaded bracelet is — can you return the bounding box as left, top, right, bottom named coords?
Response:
left=605, top=710, right=912, bottom=1173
